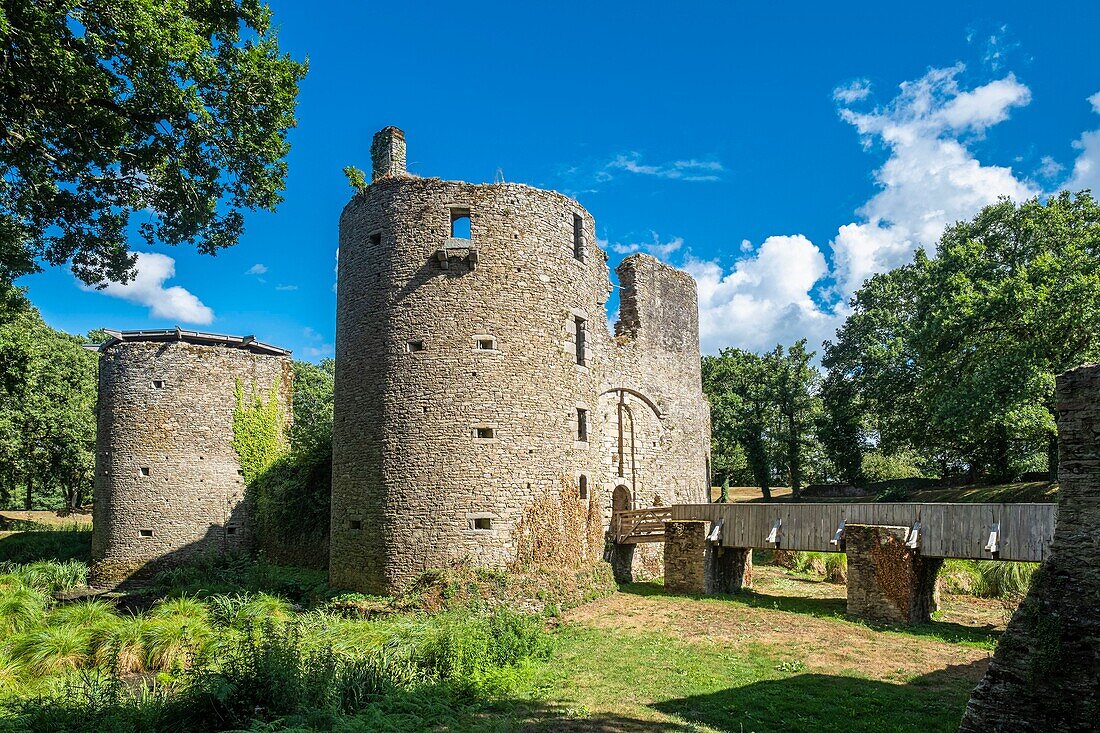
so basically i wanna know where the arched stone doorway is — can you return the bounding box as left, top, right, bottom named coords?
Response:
left=612, top=484, right=632, bottom=513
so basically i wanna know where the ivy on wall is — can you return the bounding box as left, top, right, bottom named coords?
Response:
left=231, top=379, right=286, bottom=485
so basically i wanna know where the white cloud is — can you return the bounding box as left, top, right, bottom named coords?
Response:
left=610, top=232, right=684, bottom=259
left=1038, top=155, right=1064, bottom=180
left=1065, top=91, right=1100, bottom=194
left=834, top=79, right=871, bottom=104
left=684, top=65, right=1038, bottom=354
left=602, top=152, right=724, bottom=182
left=87, top=252, right=214, bottom=324
left=276, top=284, right=299, bottom=291
left=302, top=326, right=333, bottom=359
left=685, top=236, right=841, bottom=354
left=246, top=263, right=268, bottom=275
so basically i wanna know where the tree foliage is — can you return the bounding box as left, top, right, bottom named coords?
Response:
left=0, top=0, right=306, bottom=285
left=823, top=192, right=1100, bottom=481
left=0, top=285, right=97, bottom=510
left=703, top=340, right=823, bottom=499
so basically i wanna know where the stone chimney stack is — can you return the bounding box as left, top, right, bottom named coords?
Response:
left=371, top=126, right=407, bottom=181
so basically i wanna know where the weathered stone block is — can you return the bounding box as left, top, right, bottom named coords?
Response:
left=845, top=524, right=942, bottom=625
left=663, top=521, right=708, bottom=594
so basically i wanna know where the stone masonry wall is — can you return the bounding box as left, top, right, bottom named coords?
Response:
left=958, top=363, right=1100, bottom=732
left=330, top=128, right=711, bottom=595
left=845, top=524, right=941, bottom=625
left=663, top=521, right=708, bottom=594
left=91, top=341, right=292, bottom=584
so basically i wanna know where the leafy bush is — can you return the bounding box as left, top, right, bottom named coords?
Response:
left=861, top=451, right=925, bottom=483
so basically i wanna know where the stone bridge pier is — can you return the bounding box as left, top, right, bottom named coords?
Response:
left=662, top=520, right=942, bottom=624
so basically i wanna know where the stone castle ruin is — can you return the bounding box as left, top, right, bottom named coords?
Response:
left=91, top=329, right=292, bottom=583
left=329, top=127, right=712, bottom=594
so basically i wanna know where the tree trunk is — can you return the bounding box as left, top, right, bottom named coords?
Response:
left=24, top=474, right=32, bottom=511
left=788, top=411, right=801, bottom=499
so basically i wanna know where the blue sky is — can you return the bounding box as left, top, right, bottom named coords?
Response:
left=18, top=1, right=1100, bottom=360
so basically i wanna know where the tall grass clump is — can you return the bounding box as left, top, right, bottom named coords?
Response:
left=0, top=586, right=48, bottom=635
left=939, top=559, right=1039, bottom=598
left=1, top=560, right=88, bottom=593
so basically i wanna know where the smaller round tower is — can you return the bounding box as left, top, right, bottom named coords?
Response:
left=91, top=329, right=292, bottom=584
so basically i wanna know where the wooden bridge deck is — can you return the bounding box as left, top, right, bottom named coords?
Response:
left=613, top=502, right=1057, bottom=562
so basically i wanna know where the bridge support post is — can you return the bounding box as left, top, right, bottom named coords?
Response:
left=707, top=546, right=752, bottom=594
left=845, top=524, right=942, bottom=625
left=664, top=521, right=752, bottom=594
left=664, top=521, right=708, bottom=593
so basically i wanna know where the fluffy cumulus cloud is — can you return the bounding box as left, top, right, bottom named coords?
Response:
left=245, top=263, right=268, bottom=275
left=686, top=236, right=837, bottom=353
left=668, top=65, right=1041, bottom=353
left=87, top=252, right=214, bottom=324
left=1065, top=91, right=1100, bottom=194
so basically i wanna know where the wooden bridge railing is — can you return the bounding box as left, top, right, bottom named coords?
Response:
left=613, top=507, right=673, bottom=544
left=671, top=502, right=1057, bottom=562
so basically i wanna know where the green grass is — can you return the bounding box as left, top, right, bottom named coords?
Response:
left=0, top=527, right=91, bottom=565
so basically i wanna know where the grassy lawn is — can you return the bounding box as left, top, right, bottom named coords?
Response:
left=0, top=520, right=1008, bottom=733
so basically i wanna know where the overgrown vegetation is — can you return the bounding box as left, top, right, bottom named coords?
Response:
left=247, top=360, right=334, bottom=567
left=0, top=556, right=549, bottom=732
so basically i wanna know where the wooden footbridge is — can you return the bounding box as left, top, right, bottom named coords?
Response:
left=614, top=502, right=1058, bottom=562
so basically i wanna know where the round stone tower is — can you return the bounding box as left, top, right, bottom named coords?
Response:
left=91, top=329, right=292, bottom=584
left=331, top=128, right=711, bottom=594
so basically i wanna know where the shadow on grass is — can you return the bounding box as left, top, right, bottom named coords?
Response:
left=619, top=581, right=999, bottom=647
left=0, top=529, right=91, bottom=564
left=650, top=661, right=985, bottom=733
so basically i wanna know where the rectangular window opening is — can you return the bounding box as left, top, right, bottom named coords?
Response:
left=472, top=517, right=492, bottom=530
left=574, top=316, right=586, bottom=365
left=450, top=208, right=471, bottom=239
left=573, top=213, right=584, bottom=262
left=349, top=519, right=362, bottom=530
left=475, top=427, right=495, bottom=439
left=226, top=526, right=237, bottom=536
left=577, top=408, right=588, bottom=441
left=152, top=380, right=165, bottom=389
left=578, top=475, right=589, bottom=500
left=140, top=467, right=151, bottom=477
left=406, top=339, right=425, bottom=353
left=139, top=529, right=153, bottom=538
left=369, top=232, right=382, bottom=246
left=476, top=337, right=495, bottom=350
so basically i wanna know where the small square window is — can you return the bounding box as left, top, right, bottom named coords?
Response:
left=574, top=316, right=587, bottom=366
left=152, top=380, right=165, bottom=389
left=139, top=529, right=153, bottom=538
left=475, top=337, right=495, bottom=350
left=369, top=232, right=382, bottom=246
left=406, top=339, right=425, bottom=353
left=349, top=519, right=362, bottom=530
left=140, top=467, right=151, bottom=477
left=226, top=526, right=237, bottom=536
left=573, top=213, right=585, bottom=262
left=472, top=517, right=492, bottom=530
left=475, top=427, right=495, bottom=439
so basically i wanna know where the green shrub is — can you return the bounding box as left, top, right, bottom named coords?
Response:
left=8, top=625, right=93, bottom=675
left=938, top=559, right=1038, bottom=598
left=861, top=451, right=925, bottom=483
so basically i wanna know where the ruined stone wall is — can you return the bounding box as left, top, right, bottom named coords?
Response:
left=331, top=129, right=711, bottom=595
left=958, top=363, right=1100, bottom=732
left=91, top=341, right=292, bottom=584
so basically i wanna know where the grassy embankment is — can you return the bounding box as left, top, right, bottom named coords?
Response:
left=0, top=515, right=1029, bottom=732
